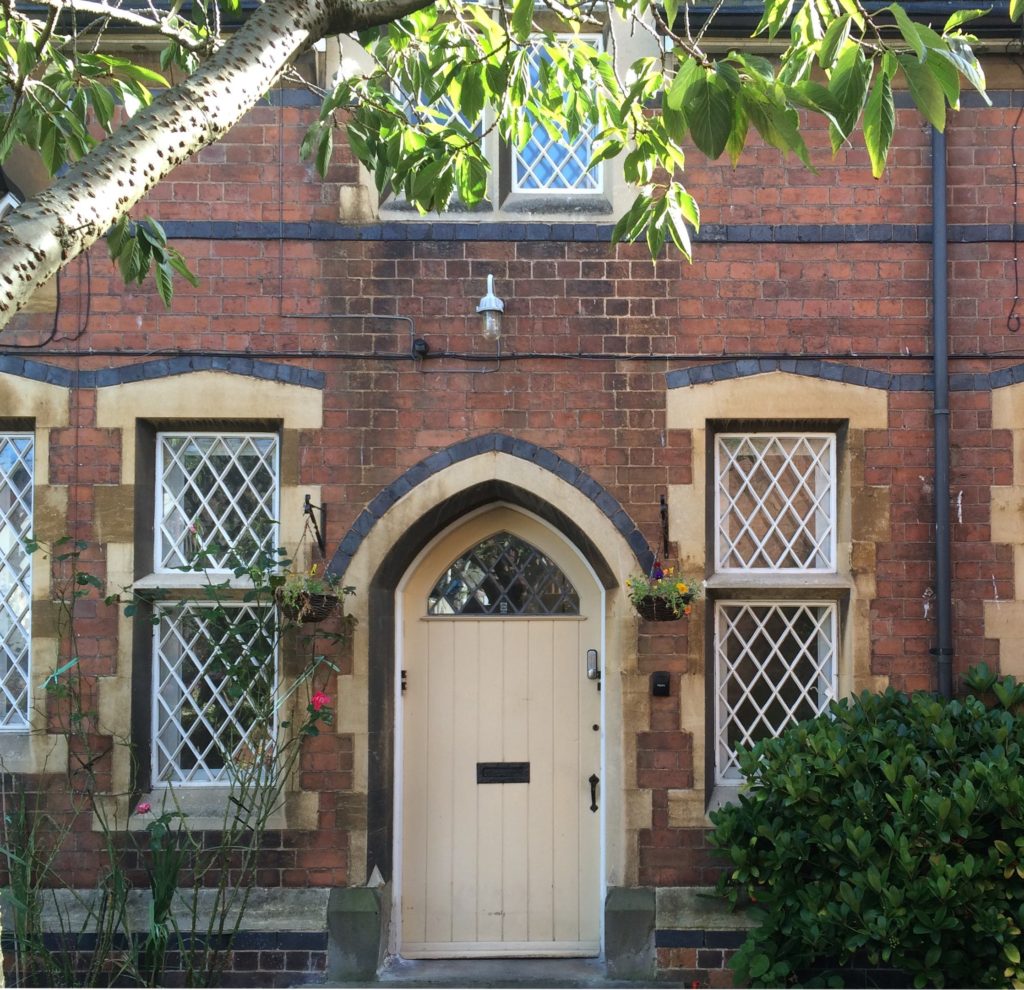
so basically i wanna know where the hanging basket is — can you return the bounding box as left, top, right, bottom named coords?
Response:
left=276, top=588, right=339, bottom=624
left=633, top=595, right=685, bottom=622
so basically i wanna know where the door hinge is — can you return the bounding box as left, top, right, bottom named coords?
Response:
left=401, top=670, right=407, bottom=693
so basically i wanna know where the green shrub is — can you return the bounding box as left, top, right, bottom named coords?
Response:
left=710, top=673, right=1024, bottom=988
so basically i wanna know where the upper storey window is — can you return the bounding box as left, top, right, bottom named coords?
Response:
left=512, top=40, right=602, bottom=195
left=382, top=35, right=607, bottom=219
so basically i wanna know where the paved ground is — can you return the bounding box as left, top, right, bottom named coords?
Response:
left=319, top=957, right=664, bottom=988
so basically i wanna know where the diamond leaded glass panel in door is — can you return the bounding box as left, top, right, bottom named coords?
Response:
left=0, top=434, right=32, bottom=730
left=427, top=531, right=580, bottom=616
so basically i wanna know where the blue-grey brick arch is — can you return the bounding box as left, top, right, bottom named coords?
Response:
left=327, top=433, right=656, bottom=580
left=332, top=435, right=654, bottom=883
left=666, top=357, right=1024, bottom=393
left=0, top=356, right=324, bottom=389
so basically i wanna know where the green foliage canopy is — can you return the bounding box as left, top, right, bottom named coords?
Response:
left=0, top=0, right=1003, bottom=311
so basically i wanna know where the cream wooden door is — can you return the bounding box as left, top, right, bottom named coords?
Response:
left=399, top=509, right=601, bottom=958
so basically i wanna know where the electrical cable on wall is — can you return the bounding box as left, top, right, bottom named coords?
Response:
left=1007, top=47, right=1024, bottom=332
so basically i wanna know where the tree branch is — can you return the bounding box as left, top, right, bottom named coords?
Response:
left=0, top=0, right=439, bottom=332
left=18, top=0, right=210, bottom=50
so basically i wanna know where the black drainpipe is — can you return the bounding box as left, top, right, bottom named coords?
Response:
left=932, top=125, right=954, bottom=698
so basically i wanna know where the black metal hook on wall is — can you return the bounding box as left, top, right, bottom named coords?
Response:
left=304, top=494, right=327, bottom=558
left=659, top=493, right=670, bottom=559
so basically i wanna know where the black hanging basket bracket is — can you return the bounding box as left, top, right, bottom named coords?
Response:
left=303, top=494, right=327, bottom=558
left=659, top=493, right=670, bottom=559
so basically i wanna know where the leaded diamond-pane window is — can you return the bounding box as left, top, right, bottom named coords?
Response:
left=153, top=602, right=277, bottom=785
left=716, top=433, right=836, bottom=572
left=715, top=602, right=837, bottom=783
left=512, top=40, right=601, bottom=194
left=428, top=532, right=579, bottom=616
left=157, top=433, right=278, bottom=571
left=0, top=434, right=32, bottom=730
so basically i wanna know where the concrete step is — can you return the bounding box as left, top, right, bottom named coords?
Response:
left=318, top=957, right=663, bottom=988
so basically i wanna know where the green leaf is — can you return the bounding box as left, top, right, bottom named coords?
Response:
left=167, top=249, right=199, bottom=287
left=114, top=61, right=168, bottom=87
left=1012, top=0, right=1024, bottom=22
left=511, top=0, right=535, bottom=42
left=863, top=71, right=894, bottom=178
left=936, top=36, right=988, bottom=99
left=828, top=43, right=871, bottom=151
left=749, top=953, right=771, bottom=979
left=818, top=14, right=851, bottom=70
left=1006, top=943, right=1021, bottom=965
left=756, top=0, right=796, bottom=39
left=315, top=125, right=334, bottom=178
left=664, top=0, right=679, bottom=33
left=88, top=82, right=115, bottom=132
left=683, top=65, right=734, bottom=159
left=666, top=55, right=700, bottom=112
left=924, top=49, right=961, bottom=109
left=888, top=3, right=926, bottom=62
left=458, top=67, right=485, bottom=126
left=943, top=8, right=988, bottom=32
left=899, top=54, right=945, bottom=131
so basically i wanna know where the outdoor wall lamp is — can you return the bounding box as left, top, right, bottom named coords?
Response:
left=476, top=274, right=504, bottom=341
left=0, top=166, right=23, bottom=220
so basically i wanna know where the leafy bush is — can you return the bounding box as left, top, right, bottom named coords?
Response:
left=710, top=673, right=1024, bottom=988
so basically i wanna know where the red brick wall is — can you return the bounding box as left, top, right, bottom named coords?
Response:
left=4, top=65, right=1023, bottom=903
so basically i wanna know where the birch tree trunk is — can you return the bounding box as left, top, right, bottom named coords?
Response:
left=0, top=0, right=433, bottom=333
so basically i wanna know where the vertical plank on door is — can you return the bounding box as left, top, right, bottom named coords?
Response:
left=451, top=621, right=481, bottom=942
left=501, top=620, right=530, bottom=943
left=401, top=609, right=429, bottom=946
left=577, top=622, right=601, bottom=944
left=424, top=620, right=456, bottom=944
left=526, top=620, right=555, bottom=942
left=476, top=619, right=505, bottom=943
left=552, top=619, right=582, bottom=942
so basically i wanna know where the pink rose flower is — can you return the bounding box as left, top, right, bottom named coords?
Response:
left=135, top=802, right=151, bottom=815
left=311, top=691, right=331, bottom=712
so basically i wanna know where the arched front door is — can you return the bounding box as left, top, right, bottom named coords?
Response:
left=397, top=507, right=602, bottom=958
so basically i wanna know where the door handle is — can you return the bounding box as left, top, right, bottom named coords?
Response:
left=586, top=648, right=600, bottom=681
left=588, top=773, right=599, bottom=813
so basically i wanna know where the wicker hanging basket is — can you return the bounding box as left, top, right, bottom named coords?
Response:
left=633, top=595, right=684, bottom=622
left=276, top=589, right=339, bottom=623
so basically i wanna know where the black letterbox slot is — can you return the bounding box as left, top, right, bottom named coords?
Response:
left=477, top=762, right=530, bottom=784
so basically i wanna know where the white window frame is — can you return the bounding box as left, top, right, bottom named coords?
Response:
left=510, top=35, right=604, bottom=197
left=151, top=599, right=279, bottom=787
left=714, top=600, right=838, bottom=784
left=154, top=431, right=280, bottom=575
left=150, top=430, right=281, bottom=786
left=382, top=34, right=606, bottom=216
left=0, top=432, right=33, bottom=732
left=714, top=432, right=837, bottom=574
left=710, top=429, right=842, bottom=786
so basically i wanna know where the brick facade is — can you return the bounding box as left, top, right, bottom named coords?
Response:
left=2, top=51, right=1024, bottom=986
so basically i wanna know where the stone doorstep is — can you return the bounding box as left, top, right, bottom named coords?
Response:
left=318, top=957, right=670, bottom=988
